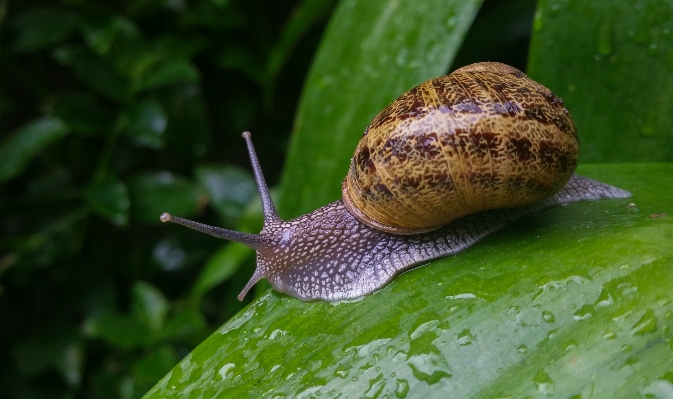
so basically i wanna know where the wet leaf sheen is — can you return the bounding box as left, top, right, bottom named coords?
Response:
left=144, top=164, right=673, bottom=398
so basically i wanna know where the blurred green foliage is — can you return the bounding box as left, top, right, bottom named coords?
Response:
left=0, top=0, right=335, bottom=397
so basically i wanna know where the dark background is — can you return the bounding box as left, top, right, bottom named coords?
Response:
left=0, top=0, right=536, bottom=397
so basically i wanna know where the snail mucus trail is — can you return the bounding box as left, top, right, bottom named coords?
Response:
left=160, top=62, right=631, bottom=302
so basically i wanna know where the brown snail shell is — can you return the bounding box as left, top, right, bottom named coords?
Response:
left=343, top=62, right=580, bottom=234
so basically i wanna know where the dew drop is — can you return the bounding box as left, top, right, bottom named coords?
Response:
left=364, top=374, right=385, bottom=399
left=632, top=309, right=658, bottom=336
left=457, top=329, right=476, bottom=346
left=564, top=339, right=578, bottom=351
left=218, top=363, right=236, bottom=380
left=549, top=3, right=561, bottom=15
left=573, top=304, right=594, bottom=321
left=445, top=14, right=458, bottom=30
left=603, top=331, right=617, bottom=340
left=334, top=367, right=349, bottom=379
left=533, top=9, right=544, bottom=32
left=542, top=310, right=556, bottom=323
left=534, top=369, right=554, bottom=395
left=395, top=379, right=410, bottom=399
left=407, top=355, right=452, bottom=385
left=642, top=380, right=673, bottom=399
left=622, top=344, right=633, bottom=353
left=518, top=344, right=529, bottom=354
left=597, top=20, right=613, bottom=55
left=546, top=328, right=558, bottom=340
left=649, top=42, right=659, bottom=55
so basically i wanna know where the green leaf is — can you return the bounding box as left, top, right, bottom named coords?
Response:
left=265, top=0, right=338, bottom=81
left=163, top=84, right=211, bottom=158
left=277, top=0, right=484, bottom=218
left=122, top=99, right=168, bottom=149
left=528, top=0, right=673, bottom=162
left=84, top=311, right=153, bottom=349
left=13, top=325, right=84, bottom=386
left=216, top=45, right=265, bottom=84
left=159, top=307, right=208, bottom=344
left=132, top=281, right=169, bottom=330
left=127, top=172, right=206, bottom=224
left=0, top=116, right=68, bottom=185
left=8, top=207, right=89, bottom=270
left=51, top=93, right=115, bottom=136
left=52, top=46, right=130, bottom=102
left=82, top=15, right=148, bottom=79
left=133, top=58, right=200, bottom=92
left=151, top=237, right=189, bottom=271
left=194, top=165, right=256, bottom=225
left=86, top=176, right=130, bottom=226
left=190, top=243, right=255, bottom=301
left=10, top=7, right=78, bottom=52
left=154, top=35, right=208, bottom=60
left=130, top=346, right=179, bottom=389
left=144, top=164, right=673, bottom=398
left=84, top=292, right=205, bottom=350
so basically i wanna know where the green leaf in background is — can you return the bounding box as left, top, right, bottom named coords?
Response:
left=127, top=172, right=206, bottom=224
left=151, top=237, right=189, bottom=271
left=144, top=164, right=672, bottom=398
left=0, top=116, right=68, bottom=185
left=163, top=84, right=211, bottom=158
left=84, top=311, right=153, bottom=349
left=133, top=58, right=200, bottom=93
left=51, top=93, right=115, bottom=136
left=6, top=207, right=89, bottom=270
left=528, top=0, right=673, bottom=162
left=13, top=325, right=84, bottom=387
left=278, top=0, right=484, bottom=218
left=9, top=7, right=78, bottom=53
left=84, top=300, right=207, bottom=351
left=194, top=165, right=256, bottom=225
left=52, top=46, right=130, bottom=102
left=130, top=346, right=180, bottom=393
left=122, top=99, right=168, bottom=149
left=132, top=281, right=170, bottom=331
left=159, top=307, right=208, bottom=344
left=265, top=0, right=338, bottom=82
left=216, top=44, right=265, bottom=84
left=82, top=15, right=148, bottom=79
left=86, top=176, right=130, bottom=226
left=190, top=243, right=254, bottom=301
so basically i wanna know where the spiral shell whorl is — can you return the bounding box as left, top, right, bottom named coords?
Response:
left=343, top=62, right=580, bottom=234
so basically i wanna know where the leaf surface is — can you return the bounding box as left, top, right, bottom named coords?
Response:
left=0, top=117, right=68, bottom=185
left=144, top=164, right=673, bottom=398
left=528, top=0, right=673, bottom=162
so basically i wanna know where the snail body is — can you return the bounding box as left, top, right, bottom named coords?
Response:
left=161, top=62, right=630, bottom=301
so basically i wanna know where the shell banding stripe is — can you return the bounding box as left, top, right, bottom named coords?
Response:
left=344, top=66, right=580, bottom=234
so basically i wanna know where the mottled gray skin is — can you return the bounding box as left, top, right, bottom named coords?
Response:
left=252, top=174, right=630, bottom=301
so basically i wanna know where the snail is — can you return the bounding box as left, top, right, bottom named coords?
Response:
left=160, top=62, right=631, bottom=301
